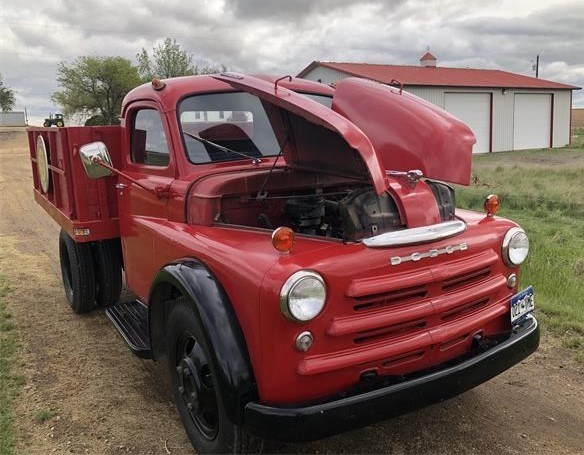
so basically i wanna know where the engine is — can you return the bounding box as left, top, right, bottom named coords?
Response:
left=282, top=187, right=401, bottom=242
left=217, top=179, right=455, bottom=243
left=282, top=181, right=455, bottom=242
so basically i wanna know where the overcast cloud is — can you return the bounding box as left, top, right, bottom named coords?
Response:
left=1, top=0, right=582, bottom=125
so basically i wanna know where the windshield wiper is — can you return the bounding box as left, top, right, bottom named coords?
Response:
left=182, top=131, right=261, bottom=165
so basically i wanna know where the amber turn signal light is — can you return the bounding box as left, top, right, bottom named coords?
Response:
left=151, top=78, right=166, bottom=91
left=272, top=227, right=295, bottom=252
left=484, top=194, right=500, bottom=217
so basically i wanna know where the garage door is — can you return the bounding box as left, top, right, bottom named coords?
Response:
left=444, top=93, right=491, bottom=153
left=513, top=94, right=551, bottom=150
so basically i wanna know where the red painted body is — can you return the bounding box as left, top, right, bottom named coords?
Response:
left=29, top=74, right=523, bottom=406
left=28, top=126, right=122, bottom=242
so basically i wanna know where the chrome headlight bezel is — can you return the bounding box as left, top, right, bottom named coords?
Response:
left=280, top=270, right=326, bottom=322
left=502, top=227, right=529, bottom=266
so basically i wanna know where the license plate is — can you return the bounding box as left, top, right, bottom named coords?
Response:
left=510, top=286, right=535, bottom=323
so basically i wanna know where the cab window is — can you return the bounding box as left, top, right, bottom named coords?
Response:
left=131, top=109, right=170, bottom=166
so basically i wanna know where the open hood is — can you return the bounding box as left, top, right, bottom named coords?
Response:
left=332, top=78, right=475, bottom=185
left=213, top=73, right=474, bottom=194
left=213, top=73, right=389, bottom=194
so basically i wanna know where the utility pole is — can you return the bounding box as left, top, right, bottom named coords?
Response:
left=532, top=54, right=540, bottom=78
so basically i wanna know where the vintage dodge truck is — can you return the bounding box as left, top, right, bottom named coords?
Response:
left=28, top=73, right=538, bottom=454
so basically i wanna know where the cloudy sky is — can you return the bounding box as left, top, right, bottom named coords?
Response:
left=1, top=0, right=583, bottom=125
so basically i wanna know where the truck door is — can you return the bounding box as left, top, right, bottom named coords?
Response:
left=118, top=103, right=176, bottom=301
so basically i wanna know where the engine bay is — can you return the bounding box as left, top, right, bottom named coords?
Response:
left=214, top=179, right=455, bottom=242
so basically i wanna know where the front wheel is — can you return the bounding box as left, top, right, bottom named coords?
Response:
left=165, top=297, right=261, bottom=454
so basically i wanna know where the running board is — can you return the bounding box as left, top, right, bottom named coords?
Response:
left=106, top=301, right=152, bottom=359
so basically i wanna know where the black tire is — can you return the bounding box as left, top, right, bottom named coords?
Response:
left=165, top=297, right=262, bottom=454
left=58, top=229, right=97, bottom=313
left=93, top=239, right=122, bottom=307
left=56, top=121, right=64, bottom=127
left=43, top=121, right=50, bottom=127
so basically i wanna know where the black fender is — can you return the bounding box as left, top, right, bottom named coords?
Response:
left=149, top=259, right=258, bottom=425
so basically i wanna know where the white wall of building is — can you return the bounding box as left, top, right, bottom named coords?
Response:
left=552, top=90, right=571, bottom=147
left=0, top=112, right=26, bottom=127
left=301, top=66, right=353, bottom=85
left=301, top=66, right=573, bottom=151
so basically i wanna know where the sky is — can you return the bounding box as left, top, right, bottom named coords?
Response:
left=1, top=0, right=583, bottom=125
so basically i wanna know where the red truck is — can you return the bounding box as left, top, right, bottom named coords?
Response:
left=28, top=73, right=538, bottom=454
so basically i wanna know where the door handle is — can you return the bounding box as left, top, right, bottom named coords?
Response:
left=115, top=183, right=128, bottom=190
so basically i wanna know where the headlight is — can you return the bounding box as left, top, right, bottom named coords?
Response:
left=280, top=271, right=326, bottom=322
left=502, top=227, right=529, bottom=266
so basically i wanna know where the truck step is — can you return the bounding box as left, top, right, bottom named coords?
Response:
left=106, top=301, right=152, bottom=359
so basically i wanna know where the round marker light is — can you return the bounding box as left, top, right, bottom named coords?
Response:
left=272, top=226, right=295, bottom=253
left=151, top=78, right=166, bottom=91
left=502, top=227, right=529, bottom=266
left=484, top=194, right=500, bottom=217
left=280, top=271, right=326, bottom=322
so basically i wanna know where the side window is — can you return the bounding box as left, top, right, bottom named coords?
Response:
left=131, top=109, right=170, bottom=166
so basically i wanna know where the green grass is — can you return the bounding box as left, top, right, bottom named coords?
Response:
left=0, top=276, right=22, bottom=455
left=571, top=127, right=584, bottom=148
left=455, top=146, right=584, bottom=357
left=33, top=409, right=57, bottom=424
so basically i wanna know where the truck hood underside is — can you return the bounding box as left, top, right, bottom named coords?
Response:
left=213, top=74, right=475, bottom=190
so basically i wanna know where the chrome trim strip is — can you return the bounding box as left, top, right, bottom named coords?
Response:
left=362, top=220, right=467, bottom=248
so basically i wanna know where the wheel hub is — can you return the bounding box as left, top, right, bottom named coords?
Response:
left=175, top=333, right=219, bottom=440
left=177, top=359, right=200, bottom=413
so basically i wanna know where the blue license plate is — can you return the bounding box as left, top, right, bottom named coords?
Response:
left=510, top=286, right=535, bottom=323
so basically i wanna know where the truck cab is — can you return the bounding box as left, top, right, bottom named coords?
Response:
left=29, top=73, right=538, bottom=454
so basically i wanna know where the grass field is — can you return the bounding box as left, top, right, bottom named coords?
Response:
left=455, top=144, right=584, bottom=360
left=0, top=276, right=21, bottom=455
left=571, top=126, right=584, bottom=148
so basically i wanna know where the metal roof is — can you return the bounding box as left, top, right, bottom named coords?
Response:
left=297, top=61, right=580, bottom=90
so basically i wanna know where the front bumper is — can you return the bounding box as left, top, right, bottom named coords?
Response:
left=244, top=315, right=539, bottom=442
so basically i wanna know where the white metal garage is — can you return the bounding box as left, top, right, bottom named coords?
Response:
left=513, top=94, right=552, bottom=150
left=298, top=54, right=579, bottom=152
left=444, top=93, right=491, bottom=153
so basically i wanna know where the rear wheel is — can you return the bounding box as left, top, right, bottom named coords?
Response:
left=59, top=229, right=96, bottom=313
left=93, top=239, right=122, bottom=307
left=165, top=297, right=261, bottom=454
left=56, top=120, right=64, bottom=127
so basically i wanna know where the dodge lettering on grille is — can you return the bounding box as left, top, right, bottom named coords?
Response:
left=390, top=243, right=468, bottom=266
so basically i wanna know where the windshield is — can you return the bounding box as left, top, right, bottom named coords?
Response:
left=179, top=92, right=280, bottom=164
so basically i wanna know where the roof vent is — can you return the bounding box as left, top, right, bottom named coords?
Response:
left=420, top=51, right=437, bottom=67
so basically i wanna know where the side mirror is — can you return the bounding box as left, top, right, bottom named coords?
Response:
left=79, top=141, right=113, bottom=179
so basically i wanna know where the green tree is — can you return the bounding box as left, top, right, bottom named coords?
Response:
left=52, top=56, right=141, bottom=125
left=137, top=37, right=224, bottom=81
left=0, top=74, right=16, bottom=112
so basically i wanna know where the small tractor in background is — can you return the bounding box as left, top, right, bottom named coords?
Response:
left=43, top=113, right=65, bottom=127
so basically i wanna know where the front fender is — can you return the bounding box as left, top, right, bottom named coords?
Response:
left=149, top=259, right=258, bottom=424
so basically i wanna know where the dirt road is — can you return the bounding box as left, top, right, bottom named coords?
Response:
left=1, top=128, right=583, bottom=454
